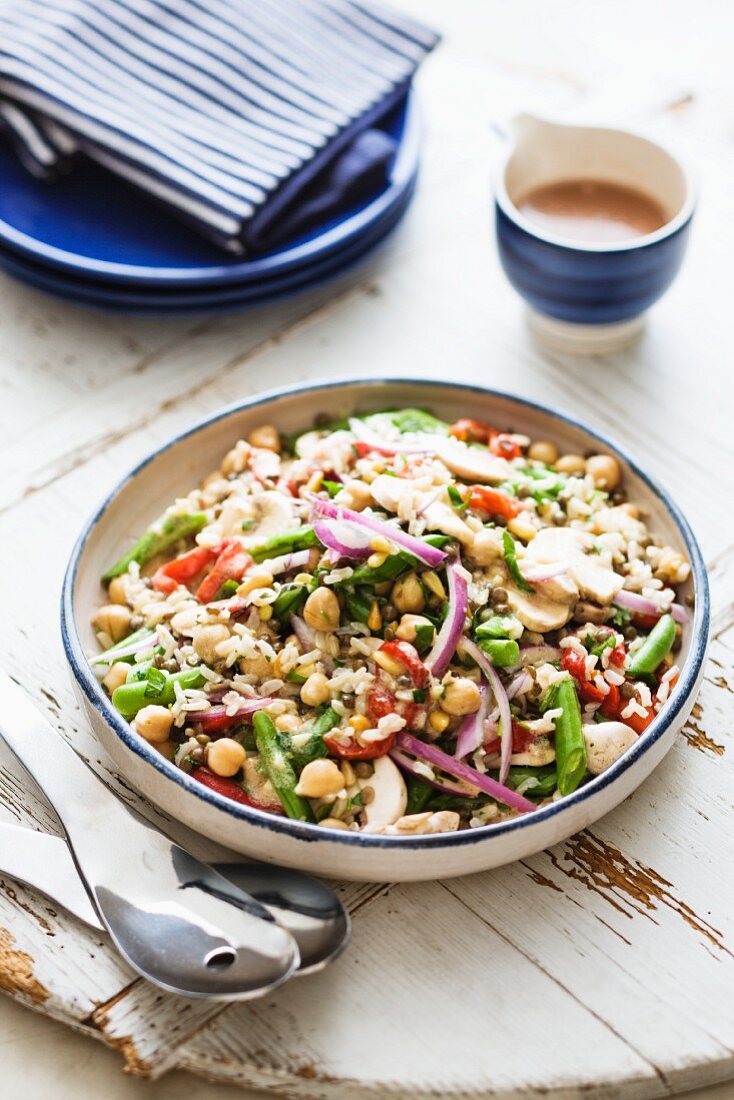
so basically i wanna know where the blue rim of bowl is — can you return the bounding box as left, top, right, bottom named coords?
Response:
left=61, top=377, right=710, bottom=851
left=494, top=116, right=697, bottom=254
left=0, top=93, right=420, bottom=286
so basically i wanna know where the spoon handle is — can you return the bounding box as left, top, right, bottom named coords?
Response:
left=0, top=670, right=299, bottom=999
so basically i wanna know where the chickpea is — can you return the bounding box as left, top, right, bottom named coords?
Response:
left=171, top=605, right=199, bottom=635
left=92, top=603, right=132, bottom=643
left=391, top=571, right=425, bottom=614
left=303, top=587, right=340, bottom=632
left=192, top=623, right=230, bottom=665
left=301, top=672, right=331, bottom=707
left=275, top=713, right=302, bottom=733
left=555, top=454, right=587, bottom=477
left=207, top=737, right=246, bottom=778
left=107, top=576, right=128, bottom=605
left=586, top=453, right=621, bottom=490
left=528, top=439, right=558, bottom=465
left=102, top=661, right=130, bottom=694
left=395, top=614, right=433, bottom=643
left=335, top=479, right=372, bottom=511
left=247, top=424, right=281, bottom=452
left=441, top=678, right=482, bottom=716
left=134, top=705, right=174, bottom=744
left=295, top=759, right=344, bottom=799
left=318, top=817, right=349, bottom=830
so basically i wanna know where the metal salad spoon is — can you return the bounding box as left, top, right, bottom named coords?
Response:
left=0, top=821, right=350, bottom=976
left=0, top=670, right=299, bottom=999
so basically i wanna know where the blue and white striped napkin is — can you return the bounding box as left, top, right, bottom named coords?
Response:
left=0, top=0, right=438, bottom=252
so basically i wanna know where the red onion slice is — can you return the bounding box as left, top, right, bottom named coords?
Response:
left=308, top=494, right=448, bottom=569
left=425, top=558, right=469, bottom=677
left=390, top=749, right=481, bottom=797
left=197, top=696, right=275, bottom=731
left=291, top=614, right=316, bottom=650
left=454, top=681, right=490, bottom=759
left=613, top=588, right=689, bottom=624
left=348, top=418, right=437, bottom=456
left=312, top=518, right=373, bottom=561
left=91, top=631, right=159, bottom=664
left=506, top=669, right=533, bottom=700
left=258, top=549, right=313, bottom=576
left=396, top=732, right=535, bottom=813
left=459, top=638, right=514, bottom=785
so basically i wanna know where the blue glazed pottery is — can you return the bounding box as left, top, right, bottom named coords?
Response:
left=494, top=115, right=695, bottom=353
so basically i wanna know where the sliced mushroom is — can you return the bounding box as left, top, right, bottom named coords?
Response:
left=421, top=498, right=475, bottom=545
left=358, top=755, right=407, bottom=827
left=434, top=441, right=514, bottom=484
left=239, top=490, right=295, bottom=548
left=525, top=526, right=620, bottom=606
left=583, top=721, right=638, bottom=775
left=505, top=577, right=576, bottom=632
left=369, top=473, right=416, bottom=515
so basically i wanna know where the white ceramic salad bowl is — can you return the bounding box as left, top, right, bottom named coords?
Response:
left=61, top=379, right=709, bottom=882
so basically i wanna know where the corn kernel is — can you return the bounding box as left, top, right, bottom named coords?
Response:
left=258, top=605, right=273, bottom=622
left=367, top=551, right=388, bottom=569
left=294, top=573, right=312, bottom=585
left=374, top=649, right=405, bottom=677
left=305, top=471, right=324, bottom=494
left=367, top=599, right=382, bottom=632
left=237, top=571, right=273, bottom=597
left=429, top=709, right=450, bottom=733
left=348, top=714, right=371, bottom=733
left=423, top=571, right=446, bottom=599
left=369, top=535, right=392, bottom=554
left=507, top=516, right=537, bottom=542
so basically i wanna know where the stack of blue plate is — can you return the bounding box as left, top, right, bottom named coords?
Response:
left=0, top=94, right=419, bottom=314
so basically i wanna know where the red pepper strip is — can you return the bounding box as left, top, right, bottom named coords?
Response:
left=378, top=640, right=429, bottom=689
left=190, top=767, right=282, bottom=813
left=195, top=539, right=251, bottom=604
left=324, top=728, right=398, bottom=761
left=152, top=544, right=217, bottom=594
left=485, top=719, right=536, bottom=756
left=449, top=418, right=495, bottom=444
left=560, top=650, right=625, bottom=721
left=366, top=679, right=423, bottom=731
left=490, top=433, right=522, bottom=460
left=623, top=708, right=654, bottom=735
left=469, top=485, right=524, bottom=521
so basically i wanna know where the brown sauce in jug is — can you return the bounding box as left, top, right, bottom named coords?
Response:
left=517, top=179, right=668, bottom=243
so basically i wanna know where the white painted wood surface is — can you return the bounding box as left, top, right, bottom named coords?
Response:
left=1, top=1, right=733, bottom=1096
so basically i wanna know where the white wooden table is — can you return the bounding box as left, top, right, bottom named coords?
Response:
left=1, top=2, right=733, bottom=1098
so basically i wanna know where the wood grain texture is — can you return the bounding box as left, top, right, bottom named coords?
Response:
left=0, top=0, right=732, bottom=1095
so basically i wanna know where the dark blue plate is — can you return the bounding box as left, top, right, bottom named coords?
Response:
left=0, top=93, right=418, bottom=288
left=0, top=175, right=415, bottom=314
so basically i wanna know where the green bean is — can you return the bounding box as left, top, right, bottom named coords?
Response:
left=544, top=678, right=586, bottom=795
left=102, top=512, right=207, bottom=582
left=249, top=526, right=321, bottom=563
left=506, top=765, right=558, bottom=800
left=112, top=667, right=205, bottom=719
left=626, top=614, right=676, bottom=678
left=287, top=706, right=341, bottom=770
left=501, top=530, right=535, bottom=594
left=272, top=582, right=312, bottom=623
left=477, top=637, right=520, bottom=667
left=346, top=535, right=450, bottom=587
left=253, top=712, right=315, bottom=822
left=91, top=626, right=158, bottom=666
left=344, top=588, right=372, bottom=625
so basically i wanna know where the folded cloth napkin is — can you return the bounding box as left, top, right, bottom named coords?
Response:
left=0, top=0, right=438, bottom=253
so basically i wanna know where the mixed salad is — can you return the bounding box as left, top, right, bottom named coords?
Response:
left=91, top=408, right=692, bottom=836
